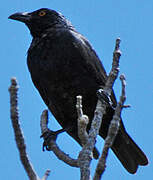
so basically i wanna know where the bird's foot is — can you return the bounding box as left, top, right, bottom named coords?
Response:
left=40, top=128, right=65, bottom=151
left=97, top=89, right=113, bottom=107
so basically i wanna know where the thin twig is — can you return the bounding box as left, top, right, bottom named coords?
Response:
left=105, top=38, right=121, bottom=92
left=94, top=74, right=126, bottom=180
left=76, top=95, right=93, bottom=180
left=9, top=77, right=39, bottom=180
left=41, top=170, right=51, bottom=180
left=40, top=110, right=79, bottom=167
left=76, top=96, right=89, bottom=146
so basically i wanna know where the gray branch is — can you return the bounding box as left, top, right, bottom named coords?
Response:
left=9, top=78, right=51, bottom=180
left=76, top=38, right=121, bottom=180
left=93, top=74, right=126, bottom=180
left=93, top=38, right=122, bottom=180
left=41, top=170, right=51, bottom=180
left=76, top=95, right=89, bottom=146
left=105, top=38, right=121, bottom=91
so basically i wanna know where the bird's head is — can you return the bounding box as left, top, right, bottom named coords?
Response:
left=9, top=8, right=72, bottom=37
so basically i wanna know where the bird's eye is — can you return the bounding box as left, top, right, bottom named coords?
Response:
left=38, top=11, right=46, bottom=17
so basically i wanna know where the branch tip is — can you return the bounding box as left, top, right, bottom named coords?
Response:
left=41, top=169, right=51, bottom=180
left=9, top=77, right=19, bottom=92
left=120, top=74, right=125, bottom=80
left=122, top=105, right=131, bottom=108
left=116, top=38, right=121, bottom=46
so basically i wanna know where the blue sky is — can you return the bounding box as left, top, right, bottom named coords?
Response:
left=1, top=1, right=152, bottom=179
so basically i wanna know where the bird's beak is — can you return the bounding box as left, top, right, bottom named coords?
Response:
left=8, top=12, right=31, bottom=23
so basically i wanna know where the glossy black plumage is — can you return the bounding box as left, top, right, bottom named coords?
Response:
left=9, top=8, right=148, bottom=173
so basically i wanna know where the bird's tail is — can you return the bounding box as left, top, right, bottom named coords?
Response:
left=111, top=129, right=148, bottom=173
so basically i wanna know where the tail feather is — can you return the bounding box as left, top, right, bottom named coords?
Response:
left=111, top=130, right=148, bottom=173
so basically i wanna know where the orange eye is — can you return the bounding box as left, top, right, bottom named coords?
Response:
left=38, top=11, right=46, bottom=16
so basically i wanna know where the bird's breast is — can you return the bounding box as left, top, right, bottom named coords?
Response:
left=27, top=33, right=101, bottom=103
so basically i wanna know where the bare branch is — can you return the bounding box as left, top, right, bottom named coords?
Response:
left=41, top=170, right=51, bottom=180
left=105, top=38, right=121, bottom=92
left=94, top=74, right=127, bottom=180
left=76, top=96, right=92, bottom=180
left=122, top=104, right=131, bottom=108
left=76, top=95, right=89, bottom=146
left=40, top=110, right=79, bottom=167
left=9, top=77, right=40, bottom=180
left=76, top=95, right=83, bottom=117
left=77, top=38, right=121, bottom=180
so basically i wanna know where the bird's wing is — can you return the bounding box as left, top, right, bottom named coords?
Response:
left=31, top=78, right=68, bottom=124
left=70, top=30, right=117, bottom=106
left=72, top=31, right=107, bottom=83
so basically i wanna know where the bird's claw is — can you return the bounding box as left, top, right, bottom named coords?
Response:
left=40, top=128, right=66, bottom=151
left=41, top=130, right=58, bottom=151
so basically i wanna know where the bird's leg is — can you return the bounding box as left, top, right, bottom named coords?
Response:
left=96, top=89, right=114, bottom=108
left=40, top=128, right=66, bottom=151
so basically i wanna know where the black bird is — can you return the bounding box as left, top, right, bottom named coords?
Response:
left=9, top=8, right=148, bottom=173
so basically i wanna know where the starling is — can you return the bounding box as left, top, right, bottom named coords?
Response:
left=9, top=8, right=148, bottom=173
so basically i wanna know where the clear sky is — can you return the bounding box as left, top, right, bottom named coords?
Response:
left=1, top=1, right=152, bottom=179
